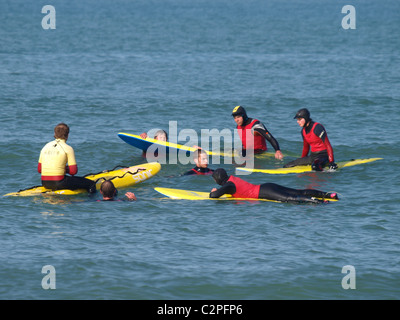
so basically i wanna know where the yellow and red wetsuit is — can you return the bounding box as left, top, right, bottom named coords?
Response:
left=38, top=139, right=95, bottom=192
left=38, top=139, right=77, bottom=180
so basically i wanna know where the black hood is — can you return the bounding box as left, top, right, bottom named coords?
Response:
left=294, top=108, right=311, bottom=123
left=212, top=168, right=229, bottom=185
left=232, top=106, right=248, bottom=123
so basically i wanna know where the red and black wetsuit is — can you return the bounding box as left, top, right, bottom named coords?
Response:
left=184, top=166, right=214, bottom=176
left=237, top=118, right=281, bottom=156
left=210, top=173, right=335, bottom=203
left=284, top=121, right=334, bottom=169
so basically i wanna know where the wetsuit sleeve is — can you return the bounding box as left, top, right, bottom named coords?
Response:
left=252, top=121, right=280, bottom=151
left=183, top=169, right=196, bottom=175
left=68, top=164, right=78, bottom=175
left=324, top=136, right=334, bottom=163
left=209, top=182, right=236, bottom=198
left=38, top=149, right=43, bottom=173
left=313, top=124, right=334, bottom=162
left=65, top=145, right=78, bottom=175
left=301, top=131, right=310, bottom=158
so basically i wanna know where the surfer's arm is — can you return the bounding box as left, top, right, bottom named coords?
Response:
left=253, top=123, right=281, bottom=152
left=183, top=169, right=197, bottom=175
left=139, top=133, right=148, bottom=157
left=209, top=182, right=236, bottom=198
left=65, top=146, right=78, bottom=175
left=66, top=164, right=77, bottom=175
left=253, top=122, right=283, bottom=159
left=301, top=134, right=310, bottom=158
left=38, top=151, right=43, bottom=173
left=124, top=192, right=137, bottom=201
left=324, top=136, right=335, bottom=163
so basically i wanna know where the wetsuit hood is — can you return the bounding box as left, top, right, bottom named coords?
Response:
left=232, top=106, right=248, bottom=123
left=294, top=108, right=311, bottom=123
left=212, top=168, right=229, bottom=185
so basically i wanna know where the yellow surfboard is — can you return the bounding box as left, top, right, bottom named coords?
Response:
left=235, top=158, right=383, bottom=175
left=5, top=162, right=161, bottom=196
left=154, top=187, right=337, bottom=203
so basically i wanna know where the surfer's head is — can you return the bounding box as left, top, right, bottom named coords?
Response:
left=54, top=123, right=70, bottom=140
left=193, top=148, right=209, bottom=168
left=232, top=106, right=248, bottom=126
left=100, top=180, right=117, bottom=199
left=212, top=168, right=229, bottom=185
left=294, top=108, right=311, bottom=127
left=154, top=130, right=168, bottom=142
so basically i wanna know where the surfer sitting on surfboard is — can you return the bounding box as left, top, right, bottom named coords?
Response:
left=184, top=148, right=214, bottom=175
left=283, top=108, right=338, bottom=171
left=232, top=106, right=283, bottom=160
left=38, top=123, right=96, bottom=193
left=209, top=168, right=338, bottom=203
left=99, top=180, right=136, bottom=201
left=139, top=129, right=168, bottom=157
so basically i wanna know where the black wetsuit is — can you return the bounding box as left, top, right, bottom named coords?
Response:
left=42, top=176, right=96, bottom=193
left=184, top=166, right=214, bottom=175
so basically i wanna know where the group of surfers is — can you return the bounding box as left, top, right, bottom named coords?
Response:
left=37, top=106, right=338, bottom=203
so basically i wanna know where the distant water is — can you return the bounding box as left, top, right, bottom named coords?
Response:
left=1, top=0, right=399, bottom=300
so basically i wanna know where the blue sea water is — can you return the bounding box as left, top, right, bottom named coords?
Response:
left=1, top=0, right=399, bottom=301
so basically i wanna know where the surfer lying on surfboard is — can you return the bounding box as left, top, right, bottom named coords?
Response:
left=210, top=168, right=338, bottom=204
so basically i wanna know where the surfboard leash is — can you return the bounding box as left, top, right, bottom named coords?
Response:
left=93, top=168, right=147, bottom=185
left=83, top=165, right=130, bottom=178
